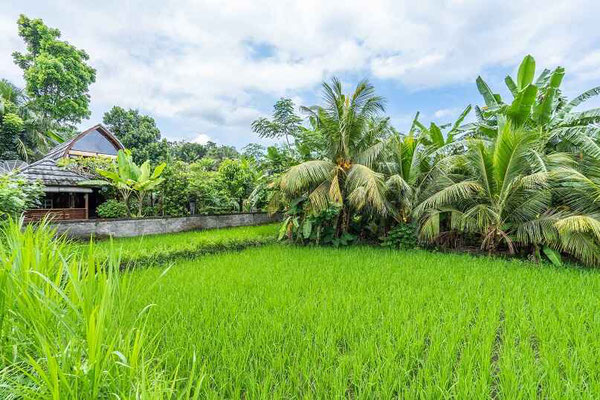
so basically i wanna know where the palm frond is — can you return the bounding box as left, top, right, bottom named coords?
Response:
left=280, top=160, right=335, bottom=194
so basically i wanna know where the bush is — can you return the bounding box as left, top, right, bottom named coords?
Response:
left=142, top=204, right=160, bottom=217
left=380, top=223, right=419, bottom=249
left=0, top=173, right=43, bottom=219
left=96, top=199, right=129, bottom=218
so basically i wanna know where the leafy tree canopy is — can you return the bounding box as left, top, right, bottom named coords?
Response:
left=252, top=98, right=302, bottom=146
left=102, top=106, right=162, bottom=164
left=12, top=15, right=96, bottom=127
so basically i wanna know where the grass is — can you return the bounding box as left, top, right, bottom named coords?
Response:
left=125, top=245, right=600, bottom=398
left=7, top=220, right=600, bottom=397
left=81, top=223, right=279, bottom=266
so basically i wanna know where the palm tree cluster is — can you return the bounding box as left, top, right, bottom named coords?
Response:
left=276, top=55, right=600, bottom=267
left=0, top=79, right=64, bottom=161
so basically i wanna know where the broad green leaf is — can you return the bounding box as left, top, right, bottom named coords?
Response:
left=542, top=246, right=562, bottom=267
left=533, top=67, right=564, bottom=126
left=302, top=220, right=312, bottom=239
left=517, top=55, right=536, bottom=89
left=117, top=150, right=132, bottom=180
left=151, top=163, right=166, bottom=179
left=139, top=161, right=151, bottom=182
left=476, top=76, right=498, bottom=107
left=46, top=130, right=64, bottom=143
left=505, top=76, right=518, bottom=97
left=278, top=218, right=290, bottom=240
left=507, top=84, right=538, bottom=126
left=97, top=169, right=121, bottom=182
left=429, top=123, right=445, bottom=148
left=535, top=68, right=552, bottom=87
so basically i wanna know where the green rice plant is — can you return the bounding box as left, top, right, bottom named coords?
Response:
left=85, top=223, right=279, bottom=267
left=124, top=245, right=600, bottom=397
left=0, top=218, right=194, bottom=399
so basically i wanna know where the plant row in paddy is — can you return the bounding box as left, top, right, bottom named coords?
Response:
left=75, top=223, right=279, bottom=267
left=126, top=245, right=600, bottom=398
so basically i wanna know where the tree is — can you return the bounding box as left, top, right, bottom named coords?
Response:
left=0, top=79, right=63, bottom=160
left=252, top=98, right=302, bottom=146
left=157, top=161, right=190, bottom=216
left=204, top=142, right=239, bottom=161
left=187, top=160, right=229, bottom=213
left=12, top=15, right=96, bottom=127
left=415, top=123, right=600, bottom=266
left=278, top=78, right=389, bottom=238
left=217, top=158, right=258, bottom=211
left=469, top=54, right=600, bottom=160
left=168, top=141, right=207, bottom=163
left=102, top=106, right=162, bottom=164
left=242, top=143, right=266, bottom=163
left=94, top=150, right=166, bottom=217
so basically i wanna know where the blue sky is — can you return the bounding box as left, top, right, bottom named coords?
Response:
left=2, top=0, right=600, bottom=149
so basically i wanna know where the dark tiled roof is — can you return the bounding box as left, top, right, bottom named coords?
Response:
left=19, top=158, right=92, bottom=187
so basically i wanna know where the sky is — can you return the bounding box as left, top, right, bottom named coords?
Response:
left=2, top=0, right=600, bottom=149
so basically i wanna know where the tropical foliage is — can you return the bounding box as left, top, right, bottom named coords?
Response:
left=13, top=15, right=96, bottom=127
left=0, top=173, right=43, bottom=218
left=270, top=55, right=600, bottom=267
left=93, top=149, right=166, bottom=217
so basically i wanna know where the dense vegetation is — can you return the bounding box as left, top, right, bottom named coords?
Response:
left=5, top=216, right=600, bottom=397
left=273, top=56, right=600, bottom=267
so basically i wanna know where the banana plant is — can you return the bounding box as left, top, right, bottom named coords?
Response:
left=470, top=54, right=600, bottom=159
left=412, top=105, right=472, bottom=155
left=94, top=150, right=166, bottom=217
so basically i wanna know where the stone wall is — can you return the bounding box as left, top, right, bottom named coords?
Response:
left=51, top=212, right=280, bottom=238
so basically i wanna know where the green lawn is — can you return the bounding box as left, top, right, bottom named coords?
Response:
left=125, top=244, right=600, bottom=398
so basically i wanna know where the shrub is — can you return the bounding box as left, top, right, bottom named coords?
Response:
left=96, top=199, right=129, bottom=218
left=0, top=173, right=43, bottom=218
left=381, top=223, right=419, bottom=249
left=142, top=204, right=160, bottom=217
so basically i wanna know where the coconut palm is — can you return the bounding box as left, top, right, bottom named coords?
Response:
left=382, top=107, right=472, bottom=223
left=415, top=121, right=600, bottom=266
left=278, top=78, right=389, bottom=235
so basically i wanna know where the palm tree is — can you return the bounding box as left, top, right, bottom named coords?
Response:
left=415, top=121, right=600, bottom=266
left=382, top=107, right=472, bottom=223
left=0, top=79, right=63, bottom=161
left=278, top=78, right=389, bottom=235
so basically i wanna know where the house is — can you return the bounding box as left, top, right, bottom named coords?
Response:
left=19, top=124, right=124, bottom=221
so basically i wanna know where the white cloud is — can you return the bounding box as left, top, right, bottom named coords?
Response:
left=192, top=133, right=212, bottom=145
left=1, top=0, right=600, bottom=146
left=433, top=108, right=458, bottom=119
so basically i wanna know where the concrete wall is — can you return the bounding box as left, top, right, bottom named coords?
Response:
left=51, top=212, right=279, bottom=238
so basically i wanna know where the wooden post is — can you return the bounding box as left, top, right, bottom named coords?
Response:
left=84, top=193, right=89, bottom=219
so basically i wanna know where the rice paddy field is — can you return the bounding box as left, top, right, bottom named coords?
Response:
left=81, top=223, right=279, bottom=265
left=114, top=233, right=600, bottom=398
